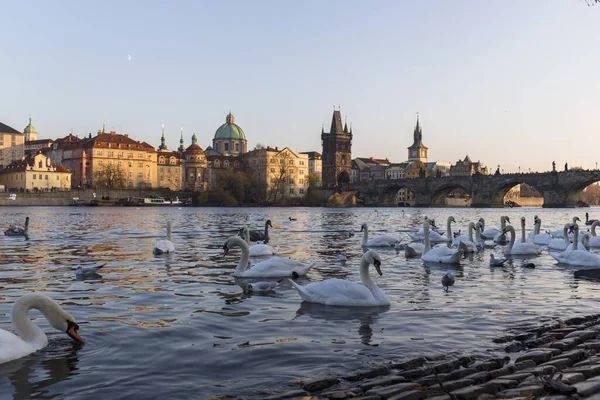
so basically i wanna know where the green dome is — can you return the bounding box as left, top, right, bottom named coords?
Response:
left=24, top=117, right=37, bottom=134
left=214, top=113, right=246, bottom=140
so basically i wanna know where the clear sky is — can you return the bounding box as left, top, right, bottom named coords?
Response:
left=2, top=0, right=599, bottom=173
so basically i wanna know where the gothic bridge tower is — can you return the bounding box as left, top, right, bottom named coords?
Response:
left=321, top=108, right=352, bottom=187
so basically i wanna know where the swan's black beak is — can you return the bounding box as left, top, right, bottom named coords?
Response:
left=373, top=259, right=382, bottom=276
left=66, top=320, right=84, bottom=343
left=360, top=226, right=364, bottom=232
left=222, top=243, right=229, bottom=257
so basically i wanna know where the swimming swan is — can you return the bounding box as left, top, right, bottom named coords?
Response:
left=529, top=216, right=551, bottom=245
left=479, top=216, right=508, bottom=242
left=360, top=223, right=398, bottom=247
left=223, top=236, right=314, bottom=278
left=5, top=216, right=29, bottom=239
left=586, top=212, right=598, bottom=226
left=153, top=220, right=175, bottom=255
left=248, top=220, right=273, bottom=243
left=589, top=221, right=600, bottom=248
left=288, top=250, right=389, bottom=306
left=550, top=224, right=600, bottom=267
left=501, top=225, right=541, bottom=256
left=421, top=219, right=463, bottom=264
left=240, top=226, right=278, bottom=257
left=547, top=223, right=572, bottom=251
left=453, top=222, right=478, bottom=253
left=0, top=293, right=83, bottom=364
left=408, top=217, right=447, bottom=243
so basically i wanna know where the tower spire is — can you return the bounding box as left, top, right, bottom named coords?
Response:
left=102, top=121, right=106, bottom=134
left=158, top=124, right=167, bottom=151
left=178, top=127, right=185, bottom=152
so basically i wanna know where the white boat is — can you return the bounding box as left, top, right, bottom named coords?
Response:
left=126, top=196, right=183, bottom=206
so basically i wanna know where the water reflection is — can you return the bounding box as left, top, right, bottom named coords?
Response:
left=295, top=302, right=389, bottom=346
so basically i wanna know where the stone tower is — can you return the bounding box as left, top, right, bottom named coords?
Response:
left=407, top=115, right=428, bottom=162
left=321, top=108, right=352, bottom=187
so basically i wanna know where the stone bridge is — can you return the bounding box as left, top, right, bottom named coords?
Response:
left=332, top=170, right=600, bottom=207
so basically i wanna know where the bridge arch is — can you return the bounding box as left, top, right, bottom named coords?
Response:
left=380, top=184, right=417, bottom=206
left=490, top=181, right=545, bottom=207
left=431, top=184, right=471, bottom=207
left=566, top=178, right=600, bottom=207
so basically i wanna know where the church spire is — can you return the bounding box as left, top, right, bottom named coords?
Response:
left=178, top=127, right=185, bottom=152
left=158, top=124, right=168, bottom=151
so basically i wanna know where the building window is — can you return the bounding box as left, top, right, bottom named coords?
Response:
left=289, top=160, right=294, bottom=165
left=108, top=152, right=114, bottom=157
left=289, top=188, right=294, bottom=194
left=128, top=172, right=132, bottom=178
left=96, top=150, right=103, bottom=156
left=299, top=188, right=304, bottom=194
left=299, top=170, right=304, bottom=175
left=128, top=161, right=133, bottom=167
left=138, top=162, right=143, bottom=168
left=11, top=135, right=16, bottom=145
left=138, top=153, right=144, bottom=159
left=45, top=175, right=48, bottom=180
left=300, top=161, right=305, bottom=165
left=128, top=152, right=133, bottom=158
left=299, top=179, right=304, bottom=184
left=39, top=174, right=42, bottom=179
left=169, top=158, right=176, bottom=165
left=118, top=161, right=123, bottom=167
left=33, top=174, right=36, bottom=180
left=224, top=160, right=229, bottom=168
left=137, top=172, right=143, bottom=178
left=118, top=152, right=124, bottom=158
left=235, top=143, right=239, bottom=152
left=56, top=176, right=59, bottom=181
left=214, top=159, right=220, bottom=168
left=98, top=160, right=103, bottom=166
left=270, top=168, right=275, bottom=173
left=159, top=157, right=165, bottom=165
left=0, top=136, right=3, bottom=145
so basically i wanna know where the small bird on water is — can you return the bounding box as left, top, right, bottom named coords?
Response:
left=76, top=263, right=106, bottom=276
left=337, top=252, right=347, bottom=263
left=441, top=270, right=455, bottom=292
left=489, top=254, right=507, bottom=267
left=243, top=280, right=283, bottom=293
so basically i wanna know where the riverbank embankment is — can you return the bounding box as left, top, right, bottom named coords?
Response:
left=260, top=313, right=600, bottom=399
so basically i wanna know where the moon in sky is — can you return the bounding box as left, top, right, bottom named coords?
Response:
left=128, top=54, right=132, bottom=61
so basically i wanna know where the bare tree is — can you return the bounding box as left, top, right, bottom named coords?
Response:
left=93, top=164, right=127, bottom=189
left=266, top=151, right=293, bottom=204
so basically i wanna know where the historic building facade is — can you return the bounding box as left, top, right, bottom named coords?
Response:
left=157, top=126, right=184, bottom=191
left=321, top=109, right=352, bottom=187
left=211, top=112, right=248, bottom=156
left=0, top=122, right=25, bottom=169
left=299, top=151, right=322, bottom=183
left=407, top=116, right=428, bottom=163
left=182, top=133, right=208, bottom=191
left=0, top=151, right=71, bottom=191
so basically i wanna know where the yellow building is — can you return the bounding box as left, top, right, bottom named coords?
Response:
left=0, top=151, right=71, bottom=191
left=156, top=126, right=184, bottom=190
left=241, top=146, right=309, bottom=199
left=0, top=121, right=25, bottom=169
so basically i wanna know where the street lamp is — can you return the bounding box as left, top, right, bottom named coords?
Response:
left=518, top=166, right=521, bottom=174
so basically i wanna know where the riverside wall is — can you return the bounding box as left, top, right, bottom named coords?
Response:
left=0, top=189, right=193, bottom=207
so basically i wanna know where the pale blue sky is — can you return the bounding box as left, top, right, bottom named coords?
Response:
left=2, top=0, right=599, bottom=173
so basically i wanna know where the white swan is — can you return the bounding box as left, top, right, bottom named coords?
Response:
left=478, top=216, right=505, bottom=242
left=0, top=294, right=84, bottom=364
left=529, top=216, right=551, bottom=245
left=589, top=221, right=600, bottom=248
left=422, top=219, right=463, bottom=264
left=453, top=222, right=478, bottom=253
left=519, top=217, right=534, bottom=244
left=492, top=216, right=511, bottom=245
left=243, top=280, right=282, bottom=293
left=548, top=223, right=571, bottom=251
left=501, top=225, right=541, bottom=256
left=360, top=223, right=398, bottom=247
left=406, top=216, right=456, bottom=257
left=408, top=217, right=447, bottom=243
left=550, top=224, right=600, bottom=267
left=223, top=236, right=314, bottom=278
left=566, top=231, right=590, bottom=252
left=240, top=226, right=278, bottom=257
left=549, top=217, right=580, bottom=239
left=153, top=220, right=175, bottom=255
left=76, top=263, right=105, bottom=276
left=288, top=250, right=389, bottom=306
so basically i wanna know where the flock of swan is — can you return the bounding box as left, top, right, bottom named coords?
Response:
left=2, top=211, right=599, bottom=366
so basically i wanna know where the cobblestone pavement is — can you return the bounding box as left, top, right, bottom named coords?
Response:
left=256, top=314, right=600, bottom=400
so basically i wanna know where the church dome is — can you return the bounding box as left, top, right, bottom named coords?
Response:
left=24, top=117, right=37, bottom=135
left=185, top=133, right=205, bottom=154
left=214, top=113, right=246, bottom=140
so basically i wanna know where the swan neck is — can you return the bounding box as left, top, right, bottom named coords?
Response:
left=11, top=294, right=62, bottom=349
left=166, top=222, right=172, bottom=241
left=468, top=223, right=474, bottom=242
left=507, top=227, right=515, bottom=251
left=480, top=218, right=485, bottom=230
left=500, top=216, right=506, bottom=230
left=446, top=218, right=452, bottom=241
left=423, top=221, right=431, bottom=252
left=244, top=228, right=250, bottom=244
left=362, top=225, right=368, bottom=246
left=534, top=220, right=541, bottom=235
left=573, top=227, right=579, bottom=250
left=592, top=221, right=599, bottom=237
left=359, top=257, right=377, bottom=292
left=475, top=223, right=482, bottom=242
left=521, top=222, right=526, bottom=243
left=563, top=224, right=570, bottom=243
left=233, top=237, right=251, bottom=274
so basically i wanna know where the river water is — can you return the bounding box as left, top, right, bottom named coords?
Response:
left=0, top=206, right=599, bottom=399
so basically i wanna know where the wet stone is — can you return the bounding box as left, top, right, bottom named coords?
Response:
left=514, top=332, right=535, bottom=341
left=387, top=390, right=426, bottom=400
left=553, top=348, right=587, bottom=364
left=365, top=382, right=421, bottom=399
left=415, top=373, right=446, bottom=387
left=462, top=371, right=491, bottom=384
left=563, top=364, right=600, bottom=378
left=577, top=340, right=600, bottom=351
left=397, top=368, right=431, bottom=380
left=429, top=378, right=475, bottom=393
left=392, top=357, right=427, bottom=371
left=551, top=327, right=578, bottom=335
left=514, top=359, right=537, bottom=371
left=573, top=356, right=600, bottom=368
left=572, top=377, right=600, bottom=397
left=488, top=365, right=517, bottom=379
left=550, top=338, right=582, bottom=351
left=565, top=316, right=588, bottom=326
left=360, top=376, right=408, bottom=392
left=347, top=367, right=391, bottom=382
left=537, top=357, right=575, bottom=370
left=504, top=342, right=524, bottom=353
left=352, top=396, right=382, bottom=400
left=499, top=372, right=533, bottom=383
left=303, top=377, right=340, bottom=392
left=496, top=384, right=545, bottom=398
left=524, top=335, right=557, bottom=348
left=545, top=332, right=566, bottom=340
left=493, top=336, right=513, bottom=344
left=450, top=385, right=487, bottom=400
left=481, top=378, right=519, bottom=394
left=431, top=359, right=462, bottom=374
left=520, top=365, right=557, bottom=376
left=445, top=368, right=478, bottom=381
left=322, top=390, right=361, bottom=399
left=559, top=372, right=586, bottom=385
left=474, top=358, right=509, bottom=372
left=564, top=329, right=599, bottom=341
left=265, top=389, right=310, bottom=399
left=515, top=350, right=553, bottom=364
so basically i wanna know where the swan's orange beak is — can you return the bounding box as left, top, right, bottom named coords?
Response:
left=373, top=259, right=383, bottom=276
left=67, top=323, right=84, bottom=343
